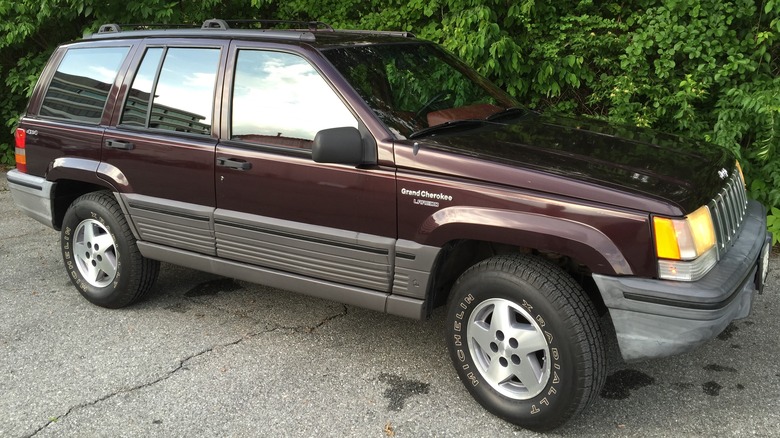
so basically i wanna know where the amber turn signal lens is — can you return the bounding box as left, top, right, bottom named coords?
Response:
left=653, top=206, right=715, bottom=261
left=653, top=217, right=681, bottom=260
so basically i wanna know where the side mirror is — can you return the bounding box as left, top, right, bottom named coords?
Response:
left=312, top=126, right=363, bottom=164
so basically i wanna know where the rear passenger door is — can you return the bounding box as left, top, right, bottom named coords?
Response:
left=104, top=40, right=227, bottom=255
left=214, top=43, right=397, bottom=293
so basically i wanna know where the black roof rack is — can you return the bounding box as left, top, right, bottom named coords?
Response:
left=97, top=22, right=201, bottom=33
left=88, top=18, right=415, bottom=42
left=209, top=19, right=335, bottom=31
left=336, top=29, right=415, bottom=38
left=96, top=18, right=335, bottom=34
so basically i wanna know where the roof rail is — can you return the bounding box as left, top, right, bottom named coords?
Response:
left=89, top=19, right=415, bottom=41
left=95, top=18, right=336, bottom=34
left=96, top=22, right=195, bottom=34
left=216, top=19, right=334, bottom=31
left=337, top=29, right=415, bottom=38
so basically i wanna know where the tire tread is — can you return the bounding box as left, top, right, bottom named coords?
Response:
left=62, top=191, right=159, bottom=308
left=452, top=253, right=606, bottom=430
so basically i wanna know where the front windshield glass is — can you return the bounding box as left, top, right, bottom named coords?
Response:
left=323, top=42, right=520, bottom=138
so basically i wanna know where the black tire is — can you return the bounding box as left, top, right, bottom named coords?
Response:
left=60, top=191, right=159, bottom=308
left=445, top=254, right=605, bottom=431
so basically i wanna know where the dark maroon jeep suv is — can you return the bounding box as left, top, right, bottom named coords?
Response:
left=6, top=19, right=772, bottom=430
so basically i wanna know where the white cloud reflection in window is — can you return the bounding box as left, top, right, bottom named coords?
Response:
left=232, top=51, right=357, bottom=142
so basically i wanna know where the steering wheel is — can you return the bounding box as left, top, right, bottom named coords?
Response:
left=415, top=90, right=454, bottom=122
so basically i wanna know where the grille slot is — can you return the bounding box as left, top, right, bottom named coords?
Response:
left=708, top=167, right=748, bottom=255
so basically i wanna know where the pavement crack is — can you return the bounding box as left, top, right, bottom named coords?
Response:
left=184, top=296, right=266, bottom=325
left=307, top=304, right=349, bottom=332
left=27, top=337, right=251, bottom=437
left=186, top=300, right=349, bottom=334
left=28, top=305, right=349, bottom=434
left=277, top=304, right=349, bottom=333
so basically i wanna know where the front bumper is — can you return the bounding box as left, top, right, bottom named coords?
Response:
left=6, top=169, right=56, bottom=229
left=594, top=200, right=771, bottom=361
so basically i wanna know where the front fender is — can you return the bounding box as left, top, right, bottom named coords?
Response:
left=419, top=206, right=633, bottom=276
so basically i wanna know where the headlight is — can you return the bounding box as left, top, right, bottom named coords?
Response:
left=653, top=205, right=717, bottom=281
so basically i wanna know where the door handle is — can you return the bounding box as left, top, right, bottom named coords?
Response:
left=216, top=157, right=252, bottom=170
left=105, top=139, right=134, bottom=150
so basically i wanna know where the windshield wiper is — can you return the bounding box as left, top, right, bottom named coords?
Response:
left=486, top=106, right=529, bottom=122
left=408, top=119, right=486, bottom=139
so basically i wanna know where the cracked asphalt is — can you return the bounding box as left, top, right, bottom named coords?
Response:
left=2, top=171, right=780, bottom=437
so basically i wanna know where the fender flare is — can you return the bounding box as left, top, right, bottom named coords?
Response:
left=46, top=157, right=131, bottom=192
left=419, top=206, right=633, bottom=276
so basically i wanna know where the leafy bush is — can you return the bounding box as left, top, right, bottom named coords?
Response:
left=1, top=1, right=778, bottom=242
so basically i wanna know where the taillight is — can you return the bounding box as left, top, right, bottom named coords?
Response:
left=14, top=128, right=27, bottom=173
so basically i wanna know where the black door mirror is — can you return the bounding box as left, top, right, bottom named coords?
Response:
left=312, top=127, right=363, bottom=164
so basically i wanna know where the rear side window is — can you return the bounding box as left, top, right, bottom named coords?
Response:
left=40, top=46, right=129, bottom=124
left=120, top=47, right=220, bottom=135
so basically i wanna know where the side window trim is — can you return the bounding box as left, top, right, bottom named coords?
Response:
left=218, top=137, right=314, bottom=158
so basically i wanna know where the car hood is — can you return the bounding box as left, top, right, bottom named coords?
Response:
left=417, top=114, right=735, bottom=214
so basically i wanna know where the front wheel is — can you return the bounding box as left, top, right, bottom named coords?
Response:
left=445, top=254, right=605, bottom=431
left=61, top=191, right=159, bottom=308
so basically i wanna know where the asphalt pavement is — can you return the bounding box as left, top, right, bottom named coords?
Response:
left=2, top=170, right=780, bottom=437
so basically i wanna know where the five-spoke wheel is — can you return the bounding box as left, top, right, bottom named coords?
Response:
left=446, top=254, right=605, bottom=431
left=61, top=191, right=159, bottom=308
left=73, top=218, right=118, bottom=288
left=468, top=298, right=551, bottom=399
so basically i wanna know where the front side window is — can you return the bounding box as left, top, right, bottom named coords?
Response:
left=40, top=46, right=129, bottom=124
left=324, top=43, right=519, bottom=138
left=120, top=47, right=220, bottom=135
left=231, top=50, right=357, bottom=148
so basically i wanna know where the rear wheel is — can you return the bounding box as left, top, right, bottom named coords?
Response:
left=61, top=191, right=159, bottom=308
left=445, top=254, right=605, bottom=431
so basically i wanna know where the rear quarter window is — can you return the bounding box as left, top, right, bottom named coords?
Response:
left=40, top=46, right=130, bottom=124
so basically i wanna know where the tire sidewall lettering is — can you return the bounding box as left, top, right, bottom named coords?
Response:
left=447, top=271, right=580, bottom=426
left=62, top=202, right=123, bottom=298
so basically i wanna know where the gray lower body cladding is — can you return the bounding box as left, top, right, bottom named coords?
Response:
left=6, top=170, right=56, bottom=229
left=137, top=241, right=426, bottom=319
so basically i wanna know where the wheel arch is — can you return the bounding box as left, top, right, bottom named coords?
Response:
left=421, top=209, right=626, bottom=316
left=420, top=207, right=632, bottom=276
left=46, top=157, right=128, bottom=230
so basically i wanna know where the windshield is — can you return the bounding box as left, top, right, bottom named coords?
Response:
left=323, top=42, right=520, bottom=138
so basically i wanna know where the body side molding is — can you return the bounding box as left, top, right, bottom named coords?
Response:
left=214, top=208, right=396, bottom=292
left=137, top=241, right=426, bottom=319
left=121, top=193, right=216, bottom=255
left=393, top=239, right=441, bottom=299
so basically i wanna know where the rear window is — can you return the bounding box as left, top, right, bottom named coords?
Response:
left=40, top=46, right=129, bottom=124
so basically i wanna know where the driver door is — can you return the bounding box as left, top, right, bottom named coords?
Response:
left=214, top=43, right=397, bottom=293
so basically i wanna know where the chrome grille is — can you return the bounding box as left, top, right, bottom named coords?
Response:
left=708, top=167, right=748, bottom=255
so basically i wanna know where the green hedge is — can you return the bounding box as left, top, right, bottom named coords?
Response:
left=2, top=0, right=778, bottom=239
